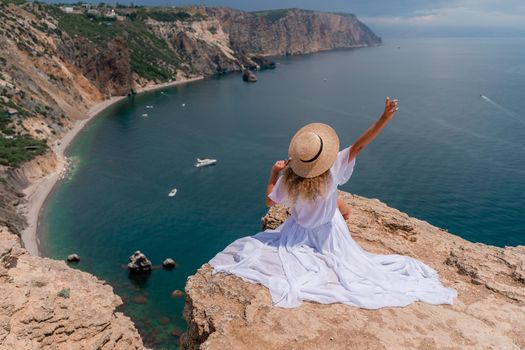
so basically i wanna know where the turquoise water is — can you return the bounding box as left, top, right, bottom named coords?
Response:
left=40, top=38, right=525, bottom=348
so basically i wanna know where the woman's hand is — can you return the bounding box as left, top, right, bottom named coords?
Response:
left=348, top=96, right=399, bottom=161
left=383, top=97, right=399, bottom=120
left=271, top=160, right=289, bottom=174
left=266, top=160, right=289, bottom=207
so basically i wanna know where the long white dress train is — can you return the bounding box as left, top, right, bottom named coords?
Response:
left=210, top=147, right=457, bottom=309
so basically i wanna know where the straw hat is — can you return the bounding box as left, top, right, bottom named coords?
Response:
left=288, top=123, right=340, bottom=178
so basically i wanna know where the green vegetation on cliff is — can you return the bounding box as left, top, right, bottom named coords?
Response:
left=45, top=7, right=119, bottom=47
left=252, top=9, right=292, bottom=22
left=44, top=5, right=186, bottom=82
left=0, top=107, right=48, bottom=167
left=0, top=134, right=48, bottom=166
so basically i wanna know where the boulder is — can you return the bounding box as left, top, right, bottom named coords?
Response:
left=172, top=328, right=183, bottom=337
left=242, top=70, right=257, bottom=83
left=66, top=253, right=80, bottom=262
left=133, top=295, right=148, bottom=304
left=251, top=55, right=276, bottom=70
left=163, top=258, right=176, bottom=269
left=171, top=289, right=184, bottom=298
left=127, top=250, right=152, bottom=273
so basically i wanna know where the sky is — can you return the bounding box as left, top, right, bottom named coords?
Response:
left=44, top=0, right=525, bottom=37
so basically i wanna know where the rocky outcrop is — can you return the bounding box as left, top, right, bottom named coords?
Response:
left=0, top=152, right=58, bottom=239
left=163, top=258, right=176, bottom=269
left=0, top=226, right=146, bottom=349
left=0, top=178, right=26, bottom=236
left=250, top=56, right=276, bottom=70
left=146, top=7, right=380, bottom=76
left=181, top=192, right=525, bottom=350
left=7, top=152, right=58, bottom=187
left=57, top=36, right=133, bottom=97
left=205, top=8, right=381, bottom=57
left=149, top=18, right=242, bottom=76
left=128, top=250, right=153, bottom=273
left=242, top=70, right=257, bottom=83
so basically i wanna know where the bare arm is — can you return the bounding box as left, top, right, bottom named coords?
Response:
left=348, top=97, right=398, bottom=161
left=265, top=160, right=288, bottom=207
left=337, top=198, right=351, bottom=220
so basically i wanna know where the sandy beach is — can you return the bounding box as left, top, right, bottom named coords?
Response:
left=20, top=76, right=203, bottom=256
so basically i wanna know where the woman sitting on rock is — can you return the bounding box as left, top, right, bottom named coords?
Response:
left=210, top=98, right=457, bottom=308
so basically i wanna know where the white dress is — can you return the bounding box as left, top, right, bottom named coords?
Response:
left=210, top=147, right=458, bottom=309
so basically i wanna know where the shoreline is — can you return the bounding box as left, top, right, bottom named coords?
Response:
left=20, top=76, right=204, bottom=256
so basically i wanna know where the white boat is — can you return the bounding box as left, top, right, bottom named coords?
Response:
left=195, top=158, right=217, bottom=167
left=168, top=188, right=178, bottom=197
left=146, top=105, right=153, bottom=109
left=142, top=113, right=148, bottom=117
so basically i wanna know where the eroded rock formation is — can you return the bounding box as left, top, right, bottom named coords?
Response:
left=182, top=192, right=525, bottom=350
left=205, top=8, right=380, bottom=57
left=0, top=226, right=145, bottom=349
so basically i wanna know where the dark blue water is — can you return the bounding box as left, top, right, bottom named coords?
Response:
left=40, top=38, right=525, bottom=349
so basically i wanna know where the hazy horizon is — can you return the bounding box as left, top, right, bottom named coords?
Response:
left=40, top=0, right=525, bottom=38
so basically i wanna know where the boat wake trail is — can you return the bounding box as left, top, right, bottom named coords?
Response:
left=480, top=94, right=524, bottom=126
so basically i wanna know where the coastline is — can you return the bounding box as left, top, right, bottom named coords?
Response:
left=20, top=76, right=204, bottom=256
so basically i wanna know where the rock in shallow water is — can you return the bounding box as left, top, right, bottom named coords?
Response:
left=128, top=250, right=152, bottom=273
left=162, top=258, right=176, bottom=269
left=133, top=295, right=148, bottom=304
left=242, top=70, right=257, bottom=82
left=159, top=316, right=170, bottom=325
left=171, top=328, right=183, bottom=337
left=66, top=253, right=80, bottom=262
left=251, top=55, right=276, bottom=70
left=171, top=289, right=184, bottom=298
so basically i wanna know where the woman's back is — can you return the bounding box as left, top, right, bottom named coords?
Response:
left=269, top=147, right=356, bottom=229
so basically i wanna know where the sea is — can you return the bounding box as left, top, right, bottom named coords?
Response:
left=39, top=37, right=525, bottom=349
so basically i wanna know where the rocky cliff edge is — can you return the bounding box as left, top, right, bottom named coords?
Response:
left=182, top=192, right=525, bottom=350
left=0, top=226, right=145, bottom=349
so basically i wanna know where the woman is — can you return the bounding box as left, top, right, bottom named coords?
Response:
left=210, top=98, right=457, bottom=309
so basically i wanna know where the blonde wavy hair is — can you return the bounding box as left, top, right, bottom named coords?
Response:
left=282, top=167, right=331, bottom=204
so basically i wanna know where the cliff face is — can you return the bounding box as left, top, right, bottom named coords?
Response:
left=0, top=226, right=145, bottom=349
left=181, top=192, right=525, bottom=350
left=206, top=8, right=381, bottom=56
left=146, top=7, right=381, bottom=75
left=0, top=152, right=58, bottom=240
left=57, top=36, right=133, bottom=97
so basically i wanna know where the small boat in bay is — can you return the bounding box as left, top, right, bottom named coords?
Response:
left=168, top=188, right=178, bottom=197
left=195, top=158, right=217, bottom=167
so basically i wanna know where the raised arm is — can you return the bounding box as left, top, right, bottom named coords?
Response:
left=265, top=160, right=288, bottom=207
left=348, top=97, right=398, bottom=161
